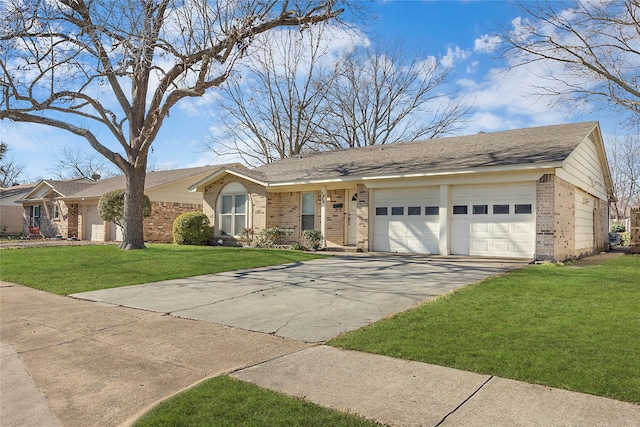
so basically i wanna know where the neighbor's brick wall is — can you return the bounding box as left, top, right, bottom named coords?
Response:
left=23, top=200, right=68, bottom=238
left=536, top=174, right=576, bottom=261
left=143, top=201, right=202, bottom=242
left=356, top=184, right=369, bottom=252
left=67, top=203, right=79, bottom=239
left=594, top=201, right=607, bottom=252
left=50, top=199, right=70, bottom=238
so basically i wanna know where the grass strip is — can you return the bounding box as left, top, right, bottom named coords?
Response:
left=134, top=375, right=382, bottom=427
left=329, top=255, right=640, bottom=403
left=0, top=244, right=326, bottom=295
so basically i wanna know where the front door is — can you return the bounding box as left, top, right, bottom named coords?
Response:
left=347, top=192, right=358, bottom=245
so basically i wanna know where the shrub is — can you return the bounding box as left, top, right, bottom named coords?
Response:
left=255, top=227, right=292, bottom=248
left=302, top=229, right=323, bottom=250
left=611, top=221, right=626, bottom=233
left=0, top=224, right=7, bottom=237
left=173, top=212, right=210, bottom=245
left=98, top=189, right=151, bottom=227
left=620, top=232, right=631, bottom=246
left=289, top=242, right=305, bottom=250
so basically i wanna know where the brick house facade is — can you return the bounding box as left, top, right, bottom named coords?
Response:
left=192, top=122, right=613, bottom=261
left=19, top=166, right=220, bottom=242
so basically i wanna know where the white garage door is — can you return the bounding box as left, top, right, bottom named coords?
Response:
left=451, top=184, right=535, bottom=258
left=84, top=205, right=105, bottom=242
left=373, top=187, right=440, bottom=254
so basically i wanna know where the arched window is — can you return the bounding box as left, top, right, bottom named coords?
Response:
left=218, top=182, right=248, bottom=236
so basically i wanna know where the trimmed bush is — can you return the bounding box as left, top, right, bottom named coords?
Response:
left=302, top=229, right=323, bottom=250
left=173, top=212, right=210, bottom=245
left=255, top=227, right=292, bottom=248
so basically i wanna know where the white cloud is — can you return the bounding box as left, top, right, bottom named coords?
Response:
left=466, top=61, right=479, bottom=74
left=474, top=34, right=502, bottom=53
left=440, top=46, right=470, bottom=69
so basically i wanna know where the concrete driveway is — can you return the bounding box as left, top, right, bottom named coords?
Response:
left=73, top=254, right=528, bottom=342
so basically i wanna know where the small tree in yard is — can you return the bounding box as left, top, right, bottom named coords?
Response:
left=173, top=212, right=210, bottom=246
left=99, top=189, right=151, bottom=229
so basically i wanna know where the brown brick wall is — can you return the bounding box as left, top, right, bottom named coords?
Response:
left=356, top=184, right=369, bottom=251
left=143, top=201, right=202, bottom=243
left=325, top=189, right=346, bottom=246
left=67, top=203, right=79, bottom=239
left=553, top=176, right=576, bottom=260
left=535, top=176, right=554, bottom=259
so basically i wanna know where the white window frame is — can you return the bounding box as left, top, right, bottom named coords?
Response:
left=218, top=183, right=248, bottom=237
left=301, top=192, right=316, bottom=231
left=53, top=203, right=60, bottom=220
left=29, top=205, right=41, bottom=227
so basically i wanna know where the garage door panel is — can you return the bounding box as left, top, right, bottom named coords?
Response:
left=472, top=240, right=490, bottom=252
left=494, top=223, right=510, bottom=235
left=494, top=241, right=510, bottom=252
left=452, top=184, right=535, bottom=258
left=514, top=221, right=534, bottom=234
left=374, top=188, right=440, bottom=254
left=472, top=222, right=490, bottom=233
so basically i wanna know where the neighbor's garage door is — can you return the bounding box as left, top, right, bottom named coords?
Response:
left=373, top=187, right=440, bottom=254
left=451, top=184, right=535, bottom=258
left=84, top=205, right=105, bottom=241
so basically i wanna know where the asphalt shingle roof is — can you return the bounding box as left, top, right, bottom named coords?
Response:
left=243, top=122, right=598, bottom=183
left=45, top=179, right=96, bottom=197
left=67, top=165, right=228, bottom=199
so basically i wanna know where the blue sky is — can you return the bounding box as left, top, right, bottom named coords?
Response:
left=0, top=1, right=624, bottom=182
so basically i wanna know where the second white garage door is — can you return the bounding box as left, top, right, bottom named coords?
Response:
left=450, top=184, right=536, bottom=258
left=373, top=187, right=440, bottom=254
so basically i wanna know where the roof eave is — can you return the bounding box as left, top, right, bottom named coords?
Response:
left=265, top=162, right=564, bottom=187
left=189, top=168, right=268, bottom=192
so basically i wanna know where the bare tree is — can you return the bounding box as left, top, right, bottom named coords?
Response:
left=505, top=1, right=640, bottom=123
left=608, top=132, right=640, bottom=219
left=48, top=147, right=118, bottom=180
left=321, top=44, right=467, bottom=148
left=0, top=143, right=25, bottom=187
left=206, top=25, right=339, bottom=165
left=0, top=0, right=343, bottom=249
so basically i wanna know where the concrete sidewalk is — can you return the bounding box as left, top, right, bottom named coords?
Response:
left=0, top=282, right=310, bottom=426
left=233, top=345, right=640, bottom=426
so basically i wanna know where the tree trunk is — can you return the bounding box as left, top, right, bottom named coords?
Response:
left=121, top=165, right=147, bottom=250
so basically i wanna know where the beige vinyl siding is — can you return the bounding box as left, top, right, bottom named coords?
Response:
left=575, top=188, right=595, bottom=251
left=148, top=175, right=210, bottom=203
left=557, top=135, right=608, bottom=201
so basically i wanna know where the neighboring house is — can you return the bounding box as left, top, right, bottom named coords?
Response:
left=190, top=122, right=614, bottom=261
left=0, top=183, right=37, bottom=235
left=18, top=178, right=95, bottom=238
left=18, top=166, right=225, bottom=242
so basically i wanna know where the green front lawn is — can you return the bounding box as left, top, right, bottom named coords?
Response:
left=134, top=376, right=381, bottom=427
left=0, top=244, right=326, bottom=295
left=329, top=255, right=640, bottom=403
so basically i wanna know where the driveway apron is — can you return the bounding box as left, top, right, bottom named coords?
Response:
left=72, top=255, right=528, bottom=342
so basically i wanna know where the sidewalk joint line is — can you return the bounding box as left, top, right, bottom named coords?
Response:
left=434, top=375, right=493, bottom=427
